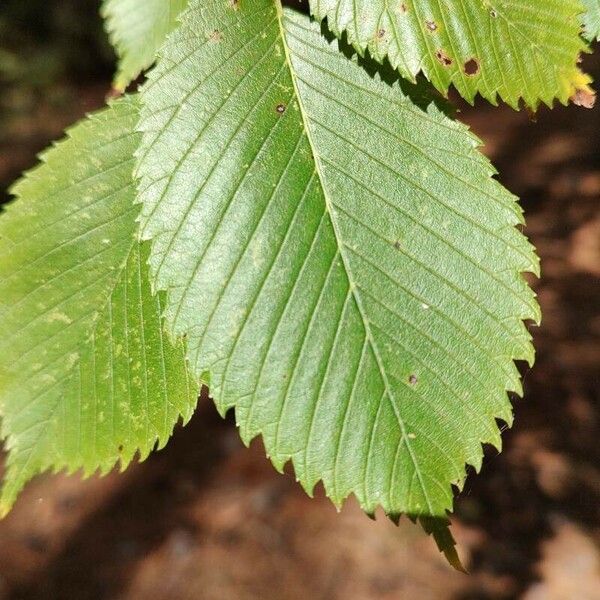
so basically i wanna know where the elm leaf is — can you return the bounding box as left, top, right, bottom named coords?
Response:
left=136, top=0, right=539, bottom=562
left=309, top=0, right=594, bottom=109
left=0, top=96, right=198, bottom=512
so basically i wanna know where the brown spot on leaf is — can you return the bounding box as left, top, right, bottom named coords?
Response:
left=464, top=58, right=480, bottom=76
left=571, top=88, right=596, bottom=109
left=393, top=240, right=402, bottom=250
left=229, top=0, right=240, bottom=10
left=377, top=28, right=386, bottom=40
left=426, top=20, right=437, bottom=32
left=209, top=30, right=222, bottom=43
left=398, top=2, right=408, bottom=13
left=107, top=87, right=123, bottom=99
left=408, top=374, right=418, bottom=385
left=435, top=49, right=453, bottom=67
left=276, top=103, right=286, bottom=114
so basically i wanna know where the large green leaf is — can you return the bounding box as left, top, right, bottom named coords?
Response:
left=137, top=0, right=539, bottom=559
left=0, top=96, right=198, bottom=513
left=102, top=0, right=189, bottom=90
left=309, top=0, right=593, bottom=108
left=583, top=0, right=600, bottom=41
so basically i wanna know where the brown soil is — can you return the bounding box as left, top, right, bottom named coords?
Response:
left=0, top=59, right=598, bottom=600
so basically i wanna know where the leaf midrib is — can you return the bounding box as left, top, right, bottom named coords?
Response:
left=276, top=3, right=435, bottom=514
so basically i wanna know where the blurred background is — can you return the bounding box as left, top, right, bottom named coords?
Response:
left=0, top=1, right=599, bottom=598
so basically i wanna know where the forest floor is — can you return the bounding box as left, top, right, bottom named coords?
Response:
left=0, top=54, right=598, bottom=600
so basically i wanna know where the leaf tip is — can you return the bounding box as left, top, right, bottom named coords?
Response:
left=0, top=501, right=11, bottom=520
left=565, top=69, right=596, bottom=109
left=570, top=86, right=596, bottom=109
left=420, top=516, right=467, bottom=573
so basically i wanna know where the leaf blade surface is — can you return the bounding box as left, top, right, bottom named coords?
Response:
left=137, top=0, right=539, bottom=548
left=583, top=0, right=600, bottom=41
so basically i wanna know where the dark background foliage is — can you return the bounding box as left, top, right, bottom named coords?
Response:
left=0, top=1, right=599, bottom=598
left=0, top=0, right=112, bottom=205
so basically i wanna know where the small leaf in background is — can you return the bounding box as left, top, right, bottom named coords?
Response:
left=101, top=0, right=189, bottom=90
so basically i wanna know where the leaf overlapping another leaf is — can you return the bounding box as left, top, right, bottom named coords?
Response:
left=102, top=0, right=189, bottom=90
left=309, top=0, right=593, bottom=109
left=0, top=96, right=198, bottom=513
left=136, top=0, right=539, bottom=558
